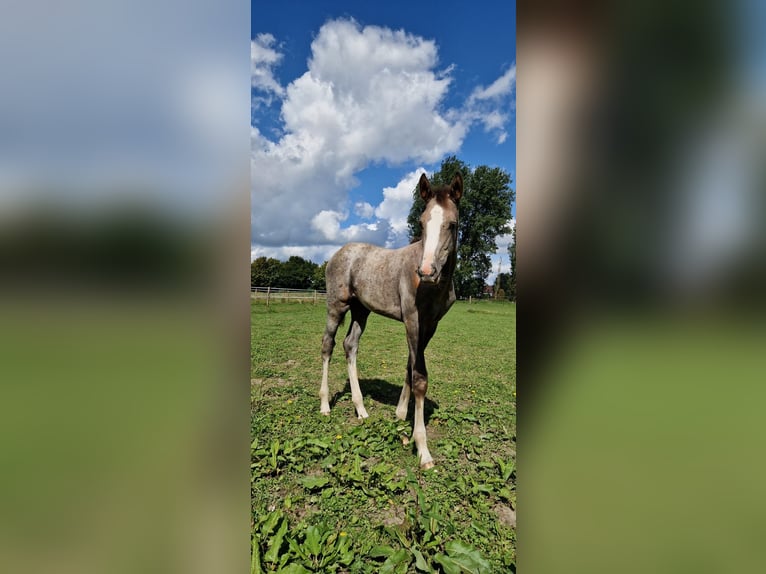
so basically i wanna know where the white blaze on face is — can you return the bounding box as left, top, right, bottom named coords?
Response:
left=420, top=204, right=444, bottom=276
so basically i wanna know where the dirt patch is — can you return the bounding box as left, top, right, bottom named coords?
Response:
left=379, top=504, right=406, bottom=527
left=493, top=503, right=515, bottom=529
left=287, top=501, right=316, bottom=524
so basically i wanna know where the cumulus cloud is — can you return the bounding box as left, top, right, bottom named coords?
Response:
left=251, top=18, right=515, bottom=262
left=251, top=33, right=284, bottom=95
left=252, top=19, right=468, bottom=255
left=375, top=168, right=426, bottom=245
left=311, top=209, right=390, bottom=244
left=354, top=201, right=375, bottom=219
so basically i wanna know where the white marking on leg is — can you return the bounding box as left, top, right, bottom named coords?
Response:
left=396, top=382, right=410, bottom=420
left=347, top=355, right=369, bottom=419
left=413, top=395, right=433, bottom=468
left=420, top=204, right=443, bottom=276
left=319, top=357, right=331, bottom=415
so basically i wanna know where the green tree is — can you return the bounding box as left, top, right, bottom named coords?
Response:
left=280, top=256, right=317, bottom=289
left=508, top=225, right=516, bottom=301
left=407, top=156, right=514, bottom=298
left=313, top=261, right=328, bottom=291
left=497, top=272, right=513, bottom=299
left=251, top=257, right=282, bottom=287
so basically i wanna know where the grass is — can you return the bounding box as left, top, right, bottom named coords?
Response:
left=251, top=299, right=516, bottom=573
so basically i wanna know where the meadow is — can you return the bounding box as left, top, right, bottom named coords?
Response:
left=251, top=299, right=516, bottom=573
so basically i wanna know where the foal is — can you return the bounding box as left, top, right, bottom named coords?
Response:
left=319, top=172, right=462, bottom=469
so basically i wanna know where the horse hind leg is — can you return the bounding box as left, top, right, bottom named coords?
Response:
left=395, top=358, right=411, bottom=421
left=397, top=363, right=412, bottom=446
left=344, top=301, right=370, bottom=419
left=320, top=303, right=347, bottom=415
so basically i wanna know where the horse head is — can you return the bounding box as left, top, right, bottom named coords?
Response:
left=416, top=172, right=463, bottom=284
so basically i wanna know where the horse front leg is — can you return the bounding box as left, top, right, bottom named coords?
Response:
left=405, top=318, right=433, bottom=469
left=320, top=304, right=347, bottom=415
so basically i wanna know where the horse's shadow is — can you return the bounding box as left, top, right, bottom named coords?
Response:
left=330, top=378, right=439, bottom=425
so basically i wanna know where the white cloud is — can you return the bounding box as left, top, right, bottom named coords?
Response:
left=311, top=209, right=389, bottom=244
left=374, top=167, right=426, bottom=245
left=495, top=218, right=516, bottom=249
left=469, top=65, right=516, bottom=102
left=354, top=201, right=375, bottom=219
left=466, top=64, right=516, bottom=146
left=481, top=110, right=507, bottom=131
left=251, top=19, right=515, bottom=260
left=252, top=19, right=468, bottom=252
left=251, top=33, right=285, bottom=95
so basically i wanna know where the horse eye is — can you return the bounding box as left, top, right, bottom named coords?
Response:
left=448, top=222, right=457, bottom=230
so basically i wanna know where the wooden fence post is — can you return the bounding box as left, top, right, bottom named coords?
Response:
left=313, top=290, right=317, bottom=305
left=266, top=286, right=271, bottom=307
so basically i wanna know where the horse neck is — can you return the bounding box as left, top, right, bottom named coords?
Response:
left=442, top=248, right=458, bottom=282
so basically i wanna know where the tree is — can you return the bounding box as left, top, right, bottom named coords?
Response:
left=508, top=225, right=516, bottom=301
left=497, top=272, right=513, bottom=299
left=251, top=257, right=282, bottom=287
left=280, top=256, right=317, bottom=289
left=407, top=156, right=514, bottom=299
left=313, top=261, right=328, bottom=291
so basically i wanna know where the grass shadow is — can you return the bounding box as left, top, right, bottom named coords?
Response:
left=330, top=378, right=439, bottom=424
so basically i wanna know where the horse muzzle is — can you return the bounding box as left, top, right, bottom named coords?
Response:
left=417, top=266, right=440, bottom=284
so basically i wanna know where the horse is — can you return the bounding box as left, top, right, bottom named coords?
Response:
left=319, top=171, right=463, bottom=469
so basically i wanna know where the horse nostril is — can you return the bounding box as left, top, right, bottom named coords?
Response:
left=418, top=266, right=436, bottom=279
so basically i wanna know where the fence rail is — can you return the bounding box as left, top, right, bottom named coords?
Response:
left=251, top=286, right=327, bottom=305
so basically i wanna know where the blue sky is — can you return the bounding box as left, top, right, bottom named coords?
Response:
left=251, top=1, right=516, bottom=277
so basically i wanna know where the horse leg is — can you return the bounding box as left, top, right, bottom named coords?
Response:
left=405, top=318, right=434, bottom=469
left=320, top=303, right=348, bottom=415
left=344, top=301, right=371, bottom=419
left=395, top=357, right=411, bottom=421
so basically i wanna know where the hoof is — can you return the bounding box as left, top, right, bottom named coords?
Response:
left=357, top=409, right=369, bottom=419
left=401, top=435, right=410, bottom=446
left=420, top=461, right=435, bottom=470
left=320, top=410, right=330, bottom=416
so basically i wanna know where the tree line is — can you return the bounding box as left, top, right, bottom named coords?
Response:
left=251, top=256, right=328, bottom=290
left=252, top=156, right=515, bottom=299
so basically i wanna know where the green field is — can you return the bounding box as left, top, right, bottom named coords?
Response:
left=251, top=299, right=516, bottom=573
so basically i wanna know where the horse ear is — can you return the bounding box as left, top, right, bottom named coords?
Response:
left=450, top=172, right=463, bottom=201
left=419, top=173, right=432, bottom=201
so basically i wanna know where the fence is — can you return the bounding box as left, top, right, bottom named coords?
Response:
left=251, top=286, right=327, bottom=306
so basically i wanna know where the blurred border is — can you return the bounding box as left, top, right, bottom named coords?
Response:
left=0, top=2, right=251, bottom=573
left=519, top=1, right=766, bottom=572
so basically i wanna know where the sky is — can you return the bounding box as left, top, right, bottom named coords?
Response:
left=251, top=1, right=516, bottom=280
